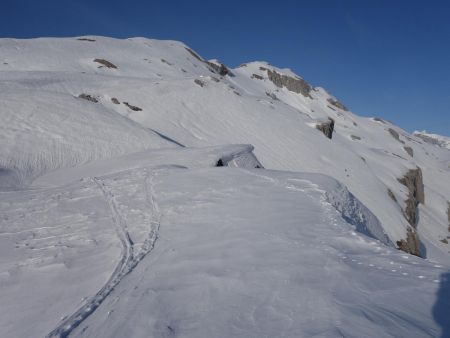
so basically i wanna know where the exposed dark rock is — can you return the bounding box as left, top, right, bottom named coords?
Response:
left=388, top=128, right=405, bottom=144
left=266, top=69, right=312, bottom=98
left=251, top=74, right=264, bottom=80
left=123, top=102, right=142, bottom=111
left=388, top=188, right=397, bottom=202
left=233, top=91, right=241, bottom=96
left=94, top=59, right=117, bottom=69
left=398, top=167, right=425, bottom=227
left=315, top=118, right=335, bottom=139
left=161, top=59, right=173, bottom=66
left=78, top=94, right=98, bottom=103
left=239, top=63, right=248, bottom=67
left=447, top=202, right=450, bottom=225
left=216, top=159, right=224, bottom=167
left=210, top=76, right=220, bottom=83
left=265, top=92, right=279, bottom=101
left=184, top=47, right=203, bottom=61
left=181, top=68, right=187, bottom=73
left=111, top=97, right=120, bottom=105
left=77, top=38, right=96, bottom=42
left=396, top=227, right=421, bottom=257
left=441, top=238, right=449, bottom=244
left=206, top=60, right=233, bottom=76
left=259, top=66, right=268, bottom=71
left=327, top=105, right=336, bottom=111
left=184, top=47, right=233, bottom=76
left=404, top=146, right=414, bottom=157
left=351, top=135, right=361, bottom=141
left=327, top=98, right=348, bottom=111
left=194, top=79, right=206, bottom=87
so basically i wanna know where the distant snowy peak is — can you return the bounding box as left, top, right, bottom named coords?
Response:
left=413, top=131, right=450, bottom=150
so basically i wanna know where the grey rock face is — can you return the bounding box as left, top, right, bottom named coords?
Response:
left=447, top=202, right=450, bottom=226
left=194, top=79, right=206, bottom=87
left=265, top=92, right=279, bottom=101
left=251, top=74, right=264, bottom=80
left=78, top=94, right=98, bottom=103
left=93, top=59, right=117, bottom=69
left=123, top=102, right=142, bottom=111
left=184, top=47, right=233, bottom=76
left=206, top=60, right=233, bottom=76
left=404, top=146, right=414, bottom=157
left=315, top=118, right=335, bottom=139
left=396, top=227, right=421, bottom=257
left=327, top=98, right=348, bottom=111
left=398, top=167, right=425, bottom=226
left=111, top=97, right=120, bottom=105
left=184, top=47, right=203, bottom=61
left=265, top=69, right=312, bottom=98
left=396, top=167, right=424, bottom=256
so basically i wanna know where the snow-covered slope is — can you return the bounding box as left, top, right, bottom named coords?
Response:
left=1, top=36, right=449, bottom=337
left=1, top=146, right=448, bottom=338
left=2, top=36, right=447, bottom=259
left=414, top=131, right=450, bottom=150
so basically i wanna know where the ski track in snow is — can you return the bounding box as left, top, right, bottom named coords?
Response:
left=46, top=169, right=161, bottom=338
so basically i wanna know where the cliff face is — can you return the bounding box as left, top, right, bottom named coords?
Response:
left=266, top=69, right=312, bottom=98
left=315, top=118, right=335, bottom=139
left=398, top=167, right=425, bottom=226
left=396, top=167, right=425, bottom=256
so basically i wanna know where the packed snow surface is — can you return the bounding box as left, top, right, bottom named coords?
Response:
left=1, top=36, right=450, bottom=337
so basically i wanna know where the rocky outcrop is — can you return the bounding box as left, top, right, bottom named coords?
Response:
left=206, top=60, right=233, bottom=76
left=194, top=79, right=206, bottom=87
left=396, top=167, right=425, bottom=257
left=184, top=48, right=233, bottom=76
left=447, top=202, right=450, bottom=227
left=123, top=102, right=142, bottom=111
left=265, top=69, right=312, bottom=98
left=388, top=128, right=405, bottom=144
left=251, top=74, right=264, bottom=80
left=404, top=146, right=414, bottom=157
left=111, top=97, right=120, bottom=105
left=327, top=98, right=348, bottom=111
left=396, top=227, right=421, bottom=257
left=78, top=94, right=98, bottom=103
left=265, top=92, right=279, bottom=101
left=398, top=167, right=424, bottom=226
left=315, top=118, right=335, bottom=139
left=94, top=59, right=117, bottom=69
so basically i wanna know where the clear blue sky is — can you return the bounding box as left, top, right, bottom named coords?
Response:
left=2, top=0, right=449, bottom=135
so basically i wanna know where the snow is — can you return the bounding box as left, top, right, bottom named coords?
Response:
left=1, top=36, right=450, bottom=337
left=413, top=131, right=450, bottom=150
left=1, top=155, right=448, bottom=337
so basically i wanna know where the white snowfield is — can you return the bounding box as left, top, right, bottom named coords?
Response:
left=0, top=36, right=449, bottom=337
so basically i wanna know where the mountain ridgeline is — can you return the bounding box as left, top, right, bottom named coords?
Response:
left=0, top=36, right=449, bottom=260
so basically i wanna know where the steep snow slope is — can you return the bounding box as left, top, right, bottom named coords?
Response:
left=2, top=36, right=447, bottom=259
left=0, top=146, right=448, bottom=338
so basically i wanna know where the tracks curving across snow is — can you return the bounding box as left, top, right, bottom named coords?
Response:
left=46, top=169, right=161, bottom=338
